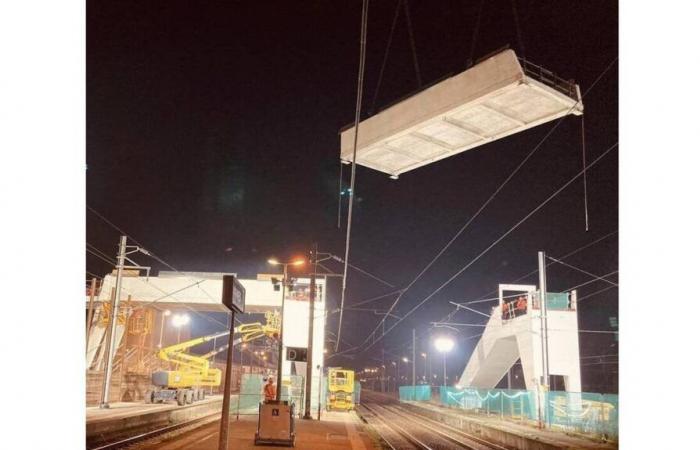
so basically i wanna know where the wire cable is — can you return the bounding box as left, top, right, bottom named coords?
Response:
left=337, top=0, right=370, bottom=352
left=402, top=0, right=422, bottom=88
left=547, top=256, right=618, bottom=287
left=357, top=56, right=618, bottom=354
left=369, top=0, right=402, bottom=115
left=359, top=141, right=618, bottom=352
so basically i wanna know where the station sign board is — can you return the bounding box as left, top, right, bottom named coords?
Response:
left=222, top=274, right=245, bottom=313
left=286, top=347, right=308, bottom=362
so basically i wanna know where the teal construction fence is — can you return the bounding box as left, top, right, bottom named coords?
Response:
left=399, top=385, right=618, bottom=440
left=398, top=385, right=432, bottom=401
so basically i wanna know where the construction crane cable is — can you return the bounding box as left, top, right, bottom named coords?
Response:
left=369, top=0, right=402, bottom=114
left=337, top=0, right=370, bottom=352
left=403, top=0, right=422, bottom=87
left=581, top=115, right=590, bottom=231
left=510, top=0, right=526, bottom=59
left=468, top=0, right=486, bottom=66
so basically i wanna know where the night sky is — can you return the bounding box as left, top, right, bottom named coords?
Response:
left=87, top=1, right=618, bottom=392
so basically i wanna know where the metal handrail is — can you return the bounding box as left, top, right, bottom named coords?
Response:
left=518, top=57, right=578, bottom=100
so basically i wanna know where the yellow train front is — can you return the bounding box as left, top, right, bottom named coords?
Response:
left=326, top=368, right=355, bottom=411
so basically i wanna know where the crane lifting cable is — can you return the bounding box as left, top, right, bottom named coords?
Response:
left=336, top=0, right=370, bottom=352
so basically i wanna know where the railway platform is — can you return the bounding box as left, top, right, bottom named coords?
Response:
left=124, top=410, right=378, bottom=450
left=86, top=395, right=225, bottom=448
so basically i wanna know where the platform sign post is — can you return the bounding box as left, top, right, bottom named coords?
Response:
left=219, top=275, right=246, bottom=450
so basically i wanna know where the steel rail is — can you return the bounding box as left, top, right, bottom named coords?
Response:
left=88, top=411, right=221, bottom=450
left=361, top=403, right=435, bottom=449
left=381, top=404, right=510, bottom=450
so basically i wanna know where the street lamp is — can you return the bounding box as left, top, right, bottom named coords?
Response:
left=172, top=313, right=190, bottom=344
left=421, top=352, right=427, bottom=382
left=434, top=336, right=455, bottom=387
left=268, top=257, right=305, bottom=401
left=158, top=309, right=171, bottom=348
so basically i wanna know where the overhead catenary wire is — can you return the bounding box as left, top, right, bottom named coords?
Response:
left=547, top=256, right=618, bottom=287
left=337, top=0, right=370, bottom=352
left=356, top=56, right=618, bottom=354
left=469, top=230, right=618, bottom=304
left=86, top=208, right=241, bottom=331
left=562, top=270, right=618, bottom=292
left=578, top=284, right=618, bottom=302
left=358, top=141, right=618, bottom=353
left=346, top=230, right=618, bottom=359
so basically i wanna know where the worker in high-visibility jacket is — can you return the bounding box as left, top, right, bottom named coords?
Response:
left=515, top=296, right=528, bottom=316
left=263, top=377, right=276, bottom=402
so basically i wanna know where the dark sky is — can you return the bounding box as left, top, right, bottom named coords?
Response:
left=87, top=1, right=618, bottom=391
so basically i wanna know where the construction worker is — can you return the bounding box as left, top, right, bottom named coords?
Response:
left=501, top=301, right=509, bottom=320
left=263, top=377, right=276, bottom=402
left=515, top=296, right=528, bottom=316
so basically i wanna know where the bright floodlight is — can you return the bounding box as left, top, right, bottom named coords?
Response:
left=402, top=357, right=409, bottom=363
left=267, top=258, right=280, bottom=265
left=164, top=309, right=171, bottom=316
left=291, top=259, right=305, bottom=266
left=434, top=337, right=455, bottom=353
left=172, top=313, right=190, bottom=327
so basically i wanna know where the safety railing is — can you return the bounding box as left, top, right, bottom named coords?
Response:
left=518, top=57, right=579, bottom=100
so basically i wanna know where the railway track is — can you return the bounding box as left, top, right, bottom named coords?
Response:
left=88, top=412, right=221, bottom=450
left=359, top=393, right=508, bottom=450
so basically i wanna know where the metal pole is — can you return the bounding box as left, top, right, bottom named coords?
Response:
left=412, top=329, right=416, bottom=389
left=218, top=311, right=236, bottom=450
left=275, top=264, right=287, bottom=401
left=317, top=365, right=323, bottom=420
left=538, top=251, right=550, bottom=428
left=158, top=312, right=166, bottom=348
left=86, top=278, right=97, bottom=353
left=99, top=235, right=127, bottom=409
left=304, top=244, right=317, bottom=419
left=236, top=337, right=242, bottom=420
left=443, top=353, right=447, bottom=387
left=396, top=363, right=399, bottom=391
left=381, top=348, right=385, bottom=392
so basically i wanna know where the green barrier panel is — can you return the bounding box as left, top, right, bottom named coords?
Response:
left=545, top=391, right=618, bottom=439
left=399, top=385, right=431, bottom=401
left=546, top=292, right=570, bottom=310
left=439, top=386, right=618, bottom=440
left=238, top=373, right=264, bottom=411
left=440, top=386, right=537, bottom=420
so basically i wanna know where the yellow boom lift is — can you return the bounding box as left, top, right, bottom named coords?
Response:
left=146, top=312, right=280, bottom=405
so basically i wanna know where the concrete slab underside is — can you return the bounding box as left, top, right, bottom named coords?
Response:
left=340, top=49, right=583, bottom=177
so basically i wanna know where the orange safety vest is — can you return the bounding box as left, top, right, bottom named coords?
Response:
left=264, top=383, right=276, bottom=400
